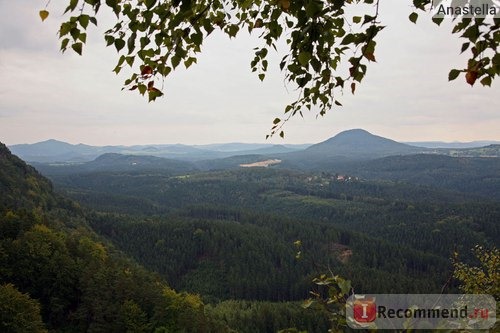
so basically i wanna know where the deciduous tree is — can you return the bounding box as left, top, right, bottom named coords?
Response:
left=0, top=284, right=47, bottom=333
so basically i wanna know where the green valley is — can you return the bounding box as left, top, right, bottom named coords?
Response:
left=2, top=129, right=499, bottom=332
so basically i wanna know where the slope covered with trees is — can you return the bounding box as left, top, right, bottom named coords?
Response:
left=1, top=143, right=346, bottom=332
left=0, top=143, right=228, bottom=332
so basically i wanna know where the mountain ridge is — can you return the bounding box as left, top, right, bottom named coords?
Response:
left=9, top=129, right=500, bottom=165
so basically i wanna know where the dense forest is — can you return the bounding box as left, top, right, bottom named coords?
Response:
left=0, top=143, right=230, bottom=332
left=1, top=143, right=336, bottom=332
left=2, top=138, right=499, bottom=332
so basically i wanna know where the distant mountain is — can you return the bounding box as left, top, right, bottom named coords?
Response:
left=9, top=141, right=309, bottom=163
left=9, top=139, right=109, bottom=163
left=279, top=129, right=427, bottom=169
left=10, top=139, right=90, bottom=155
left=305, top=129, right=424, bottom=157
left=9, top=140, right=215, bottom=163
left=405, top=140, right=500, bottom=148
left=10, top=131, right=499, bottom=168
left=33, top=153, right=197, bottom=176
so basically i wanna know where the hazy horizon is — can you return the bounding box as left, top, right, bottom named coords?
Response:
left=6, top=129, right=500, bottom=147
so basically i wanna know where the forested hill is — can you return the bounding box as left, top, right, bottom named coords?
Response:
left=303, top=129, right=423, bottom=157
left=33, top=152, right=198, bottom=176
left=350, top=154, right=500, bottom=199
left=0, top=143, right=56, bottom=211
left=0, top=142, right=229, bottom=332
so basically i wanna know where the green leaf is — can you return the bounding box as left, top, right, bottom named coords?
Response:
left=191, top=33, right=203, bottom=45
left=363, top=15, right=375, bottom=25
left=257, top=48, right=268, bottom=59
left=156, top=65, right=169, bottom=76
left=78, top=33, right=87, bottom=43
left=59, top=22, right=72, bottom=37
left=279, top=131, right=284, bottom=138
left=116, top=55, right=126, bottom=67
left=262, top=60, right=268, bottom=71
left=60, top=38, right=70, bottom=51
left=105, top=0, right=118, bottom=9
left=432, top=16, right=444, bottom=26
left=70, top=27, right=80, bottom=41
left=79, top=15, right=90, bottom=29
left=480, top=76, right=492, bottom=87
left=310, top=58, right=321, bottom=72
left=184, top=57, right=197, bottom=69
left=493, top=53, right=500, bottom=66
left=85, top=0, right=100, bottom=6
left=462, top=25, right=480, bottom=43
left=138, top=84, right=147, bottom=95
left=114, top=38, right=125, bottom=52
left=171, top=55, right=181, bottom=69
left=148, top=88, right=163, bottom=102
left=305, top=0, right=322, bottom=17
left=227, top=25, right=239, bottom=38
left=352, top=16, right=361, bottom=24
left=145, top=0, right=157, bottom=9
left=125, top=56, right=134, bottom=67
left=127, top=33, right=136, bottom=54
left=105, top=35, right=115, bottom=46
left=340, top=34, right=355, bottom=45
left=39, top=10, right=49, bottom=22
left=202, top=20, right=215, bottom=35
left=258, top=73, right=265, bottom=81
left=273, top=118, right=280, bottom=124
left=298, top=52, right=311, bottom=66
left=72, top=42, right=83, bottom=55
left=65, top=0, right=79, bottom=13
left=460, top=42, right=470, bottom=54
left=140, top=36, right=150, bottom=49
left=409, top=12, right=418, bottom=24
left=448, top=69, right=461, bottom=81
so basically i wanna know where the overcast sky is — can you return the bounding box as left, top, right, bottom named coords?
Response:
left=0, top=0, right=498, bottom=146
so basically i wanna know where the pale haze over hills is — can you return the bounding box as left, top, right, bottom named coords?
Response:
left=23, top=128, right=500, bottom=201
left=9, top=129, right=500, bottom=164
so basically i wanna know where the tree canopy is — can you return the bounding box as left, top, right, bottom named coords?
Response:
left=40, top=0, right=499, bottom=137
left=0, top=284, right=47, bottom=333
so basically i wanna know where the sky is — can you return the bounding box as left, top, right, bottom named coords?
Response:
left=0, top=0, right=498, bottom=146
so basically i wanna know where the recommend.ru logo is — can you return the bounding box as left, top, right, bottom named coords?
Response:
left=346, top=294, right=496, bottom=330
